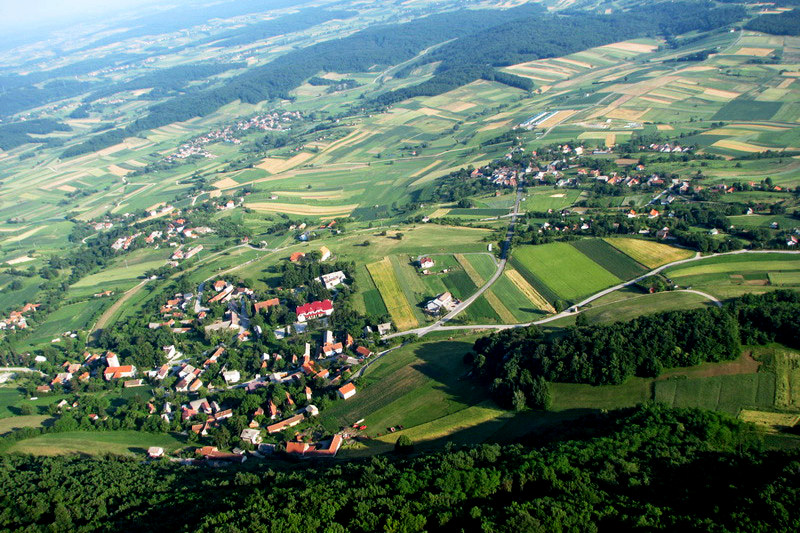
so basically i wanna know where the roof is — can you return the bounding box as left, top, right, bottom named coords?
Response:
left=290, top=252, right=306, bottom=262
left=254, top=298, right=280, bottom=312
left=338, top=383, right=356, bottom=395
left=266, top=414, right=305, bottom=434
left=356, top=346, right=372, bottom=357
left=296, top=299, right=333, bottom=315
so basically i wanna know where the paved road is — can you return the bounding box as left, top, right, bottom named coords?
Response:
left=384, top=249, right=800, bottom=339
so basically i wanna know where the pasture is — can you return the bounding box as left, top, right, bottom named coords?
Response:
left=322, top=338, right=485, bottom=438
left=510, top=243, right=621, bottom=302
left=604, top=237, right=694, bottom=269
left=654, top=373, right=775, bottom=415
left=5, top=431, right=185, bottom=456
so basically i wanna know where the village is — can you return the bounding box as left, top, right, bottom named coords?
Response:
left=27, top=239, right=393, bottom=463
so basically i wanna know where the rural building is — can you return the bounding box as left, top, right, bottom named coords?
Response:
left=296, top=299, right=334, bottom=322
left=254, top=298, right=280, bottom=312
left=147, top=447, right=164, bottom=458
left=222, top=370, right=241, bottom=384
left=425, top=292, right=455, bottom=315
left=285, top=434, right=343, bottom=457
left=240, top=428, right=263, bottom=445
left=320, top=271, right=347, bottom=290
left=290, top=252, right=306, bottom=262
left=356, top=346, right=373, bottom=358
left=320, top=246, right=331, bottom=261
left=104, top=365, right=136, bottom=381
left=338, top=383, right=356, bottom=400
left=266, top=414, right=305, bottom=434
left=376, top=322, right=392, bottom=335
left=418, top=256, right=434, bottom=269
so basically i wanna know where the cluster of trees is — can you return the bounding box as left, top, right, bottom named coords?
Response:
left=0, top=405, right=797, bottom=531
left=468, top=306, right=740, bottom=408
left=745, top=8, right=800, bottom=36
left=0, top=118, right=71, bottom=150
left=469, top=292, right=800, bottom=410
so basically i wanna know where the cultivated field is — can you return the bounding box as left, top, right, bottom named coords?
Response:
left=511, top=243, right=621, bottom=302
left=366, top=258, right=418, bottom=330
left=604, top=237, right=695, bottom=269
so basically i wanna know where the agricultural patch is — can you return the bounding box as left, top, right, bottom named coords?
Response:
left=604, top=237, right=694, bottom=269
left=570, top=239, right=648, bottom=279
left=366, top=258, right=418, bottom=330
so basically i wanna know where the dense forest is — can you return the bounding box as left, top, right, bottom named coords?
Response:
left=0, top=119, right=70, bottom=150
left=0, top=405, right=797, bottom=531
left=64, top=1, right=745, bottom=158
left=469, top=291, right=800, bottom=409
left=745, top=8, right=800, bottom=36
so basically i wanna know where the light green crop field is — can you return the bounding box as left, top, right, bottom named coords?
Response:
left=21, top=299, right=107, bottom=347
left=5, top=431, right=185, bottom=456
left=511, top=243, right=620, bottom=302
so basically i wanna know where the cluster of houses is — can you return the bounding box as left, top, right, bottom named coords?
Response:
left=163, top=111, right=302, bottom=163
left=0, top=302, right=39, bottom=331
left=36, top=350, right=138, bottom=391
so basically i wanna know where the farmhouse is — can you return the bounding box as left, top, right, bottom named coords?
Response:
left=290, top=252, right=306, bottom=262
left=267, top=413, right=305, bottom=434
left=425, top=292, right=455, bottom=315
left=320, top=271, right=347, bottom=290
left=285, top=434, right=343, bottom=458
left=254, top=298, right=280, bottom=312
left=320, top=246, right=331, bottom=261
left=240, top=428, right=263, bottom=445
left=338, top=383, right=356, bottom=400
left=296, top=299, right=334, bottom=322
left=104, top=365, right=136, bottom=380
left=418, top=256, right=434, bottom=269
left=356, top=346, right=373, bottom=358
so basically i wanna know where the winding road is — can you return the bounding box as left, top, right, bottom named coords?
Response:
left=384, top=248, right=800, bottom=340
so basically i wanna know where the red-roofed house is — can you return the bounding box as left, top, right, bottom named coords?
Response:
left=290, top=252, right=305, bottom=263
left=338, top=383, right=356, bottom=400
left=254, top=298, right=280, bottom=312
left=296, top=300, right=333, bottom=322
left=356, top=346, right=373, bottom=358
left=104, top=366, right=136, bottom=381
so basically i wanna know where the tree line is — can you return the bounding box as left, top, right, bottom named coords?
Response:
left=0, top=405, right=796, bottom=531
left=468, top=291, right=800, bottom=409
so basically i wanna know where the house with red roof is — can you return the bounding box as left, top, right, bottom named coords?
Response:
left=254, top=298, right=280, bottom=312
left=338, top=383, right=356, bottom=400
left=296, top=299, right=333, bottom=322
left=104, top=365, right=136, bottom=381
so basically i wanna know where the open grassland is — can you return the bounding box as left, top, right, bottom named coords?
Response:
left=322, top=338, right=483, bottom=436
left=570, top=238, right=648, bottom=279
left=654, top=373, right=775, bottom=415
left=581, top=290, right=715, bottom=325
left=604, top=237, right=694, bottom=268
left=22, top=299, right=107, bottom=347
left=366, top=258, right=418, bottom=330
left=511, top=243, right=620, bottom=302
left=769, top=272, right=800, bottom=285
left=4, top=431, right=185, bottom=456
left=0, top=415, right=51, bottom=435
left=666, top=254, right=800, bottom=278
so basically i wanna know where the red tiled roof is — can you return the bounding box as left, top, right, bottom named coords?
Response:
left=296, top=299, right=333, bottom=316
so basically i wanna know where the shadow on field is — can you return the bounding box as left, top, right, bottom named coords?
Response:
left=407, top=339, right=485, bottom=406
left=348, top=407, right=604, bottom=456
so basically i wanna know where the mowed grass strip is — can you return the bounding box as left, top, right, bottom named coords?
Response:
left=482, top=289, right=517, bottom=323
left=503, top=268, right=555, bottom=314
left=654, top=373, right=775, bottom=416
left=6, top=430, right=184, bottom=456
left=604, top=237, right=694, bottom=269
left=668, top=258, right=800, bottom=278
left=570, top=238, right=648, bottom=279
left=441, top=270, right=477, bottom=300
left=465, top=253, right=498, bottom=281
left=464, top=294, right=503, bottom=324
left=511, top=243, right=620, bottom=302
left=456, top=254, right=487, bottom=285
left=769, top=271, right=800, bottom=285
left=366, top=258, right=417, bottom=329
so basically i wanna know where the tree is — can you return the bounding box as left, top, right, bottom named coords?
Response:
left=395, top=435, right=414, bottom=454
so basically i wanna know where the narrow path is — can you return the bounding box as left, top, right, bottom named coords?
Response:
left=383, top=249, right=800, bottom=339
left=0, top=367, right=45, bottom=376
left=90, top=279, right=149, bottom=335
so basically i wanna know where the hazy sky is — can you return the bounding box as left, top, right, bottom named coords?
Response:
left=0, top=0, right=166, bottom=33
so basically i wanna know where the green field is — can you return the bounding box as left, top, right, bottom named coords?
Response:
left=570, top=238, right=648, bottom=279
left=654, top=373, right=775, bottom=415
left=21, top=299, right=107, bottom=347
left=321, top=337, right=486, bottom=437
left=769, top=271, right=800, bottom=285
left=712, top=98, right=782, bottom=121
left=604, top=237, right=695, bottom=269
left=366, top=258, right=418, bottom=330
left=5, top=431, right=185, bottom=456
left=510, top=243, right=621, bottom=302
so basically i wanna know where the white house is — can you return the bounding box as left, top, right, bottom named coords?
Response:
left=320, top=271, right=346, bottom=290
